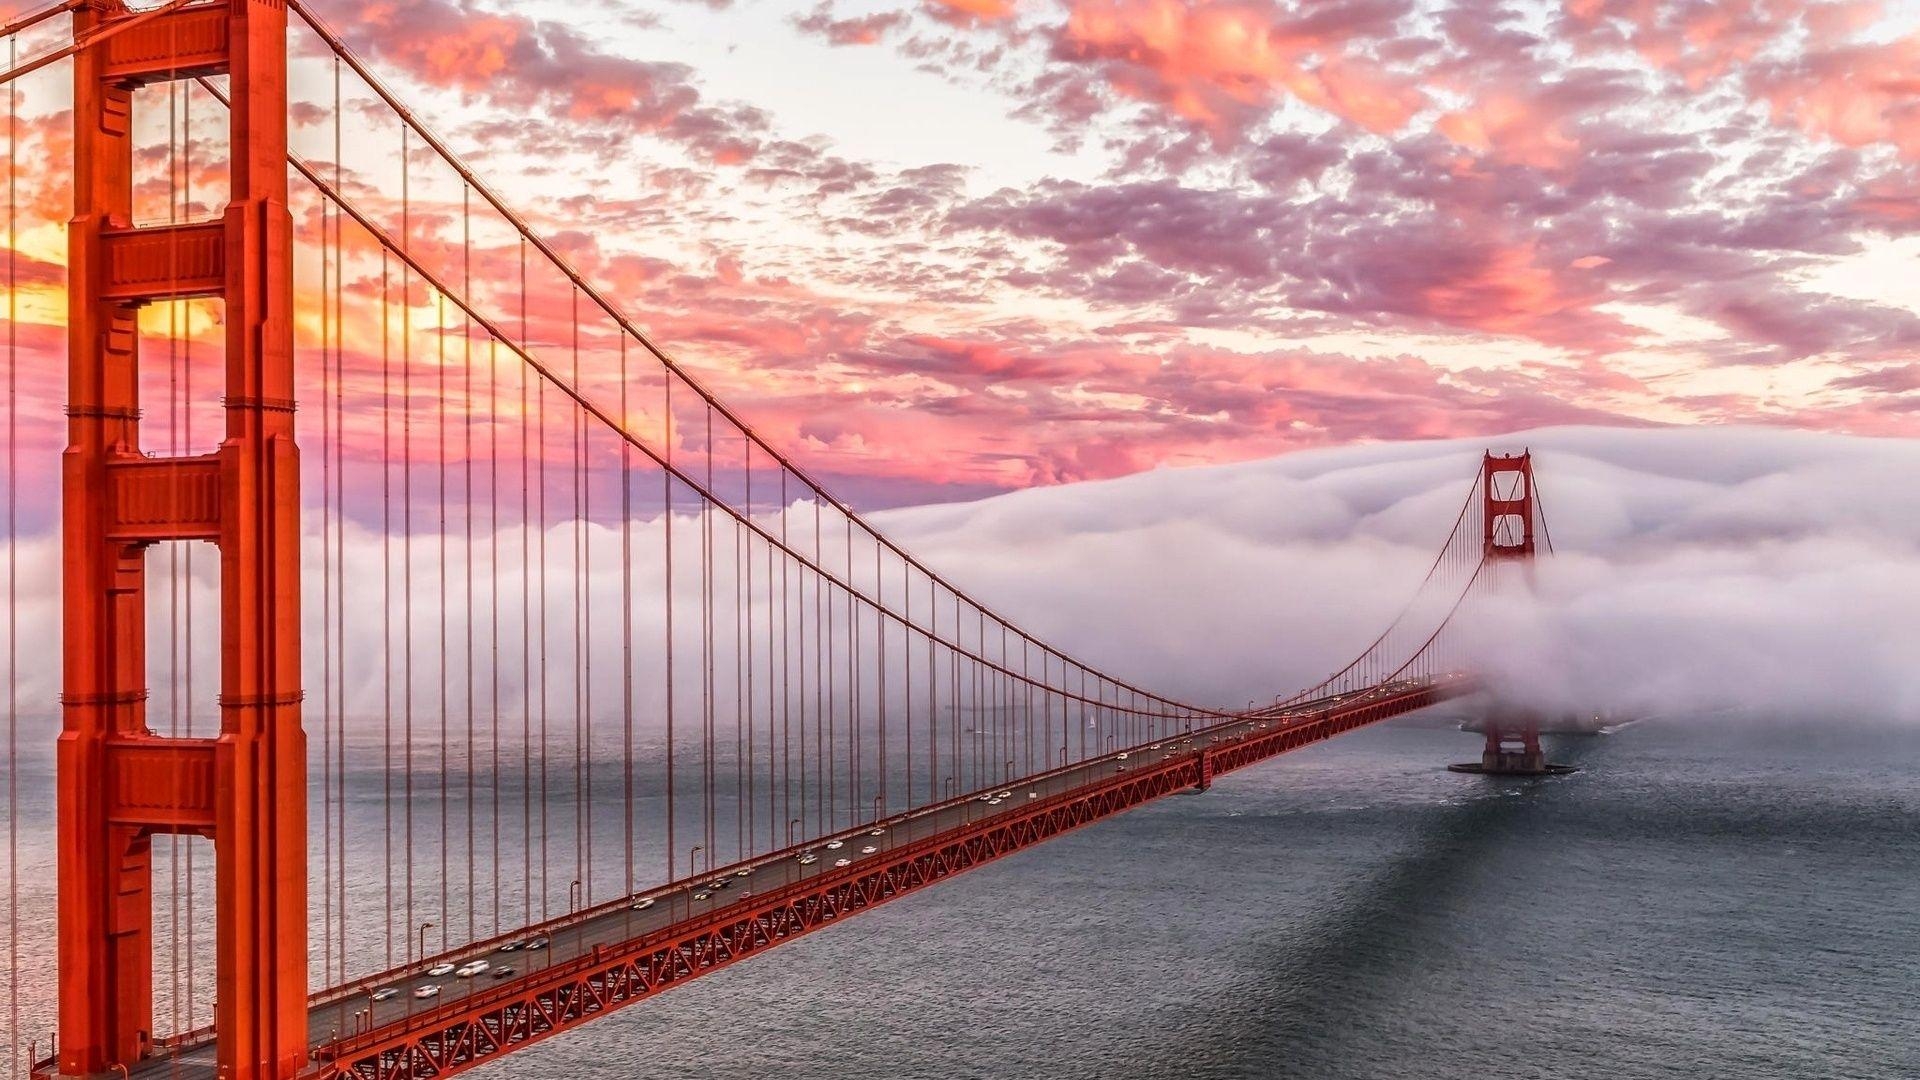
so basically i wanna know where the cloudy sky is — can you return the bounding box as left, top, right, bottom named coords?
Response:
left=0, top=0, right=1915, bottom=510
left=218, top=0, right=1920, bottom=506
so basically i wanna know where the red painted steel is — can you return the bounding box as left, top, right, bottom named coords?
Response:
left=1479, top=451, right=1540, bottom=763
left=57, top=1, right=305, bottom=1078
left=1482, top=451, right=1535, bottom=560
left=308, top=679, right=1471, bottom=1080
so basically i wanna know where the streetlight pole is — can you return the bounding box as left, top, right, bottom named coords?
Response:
left=788, top=817, right=801, bottom=848
left=417, top=921, right=435, bottom=965
left=570, top=878, right=582, bottom=913
left=685, top=844, right=704, bottom=920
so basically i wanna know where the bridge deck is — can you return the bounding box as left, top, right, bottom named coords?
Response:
left=79, top=677, right=1469, bottom=1080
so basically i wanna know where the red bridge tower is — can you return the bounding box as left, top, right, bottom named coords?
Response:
left=1453, top=451, right=1565, bottom=776
left=58, top=1, right=305, bottom=1078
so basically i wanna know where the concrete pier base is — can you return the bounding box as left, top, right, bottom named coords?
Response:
left=1449, top=718, right=1577, bottom=775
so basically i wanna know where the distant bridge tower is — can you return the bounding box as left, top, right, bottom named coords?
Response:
left=1453, top=452, right=1565, bottom=776
left=58, top=1, right=306, bottom=1078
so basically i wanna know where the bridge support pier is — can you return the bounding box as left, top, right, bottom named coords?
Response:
left=1448, top=719, right=1573, bottom=776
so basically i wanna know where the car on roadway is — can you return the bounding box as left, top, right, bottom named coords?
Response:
left=497, top=940, right=523, bottom=953
left=861, top=845, right=878, bottom=854
left=412, top=985, right=440, bottom=1000
left=426, top=963, right=456, bottom=977
left=631, top=897, right=656, bottom=911
left=371, top=987, right=399, bottom=1003
left=456, top=961, right=489, bottom=978
left=734, top=867, right=753, bottom=877
left=833, top=858, right=851, bottom=868
left=525, top=936, right=550, bottom=951
left=693, top=890, right=712, bottom=901
left=867, top=828, right=885, bottom=837
left=492, top=966, right=515, bottom=979
left=825, top=840, right=844, bottom=850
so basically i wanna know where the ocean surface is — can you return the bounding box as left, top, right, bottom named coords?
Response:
left=5, top=716, right=1917, bottom=1079
left=483, top=718, right=1920, bottom=1080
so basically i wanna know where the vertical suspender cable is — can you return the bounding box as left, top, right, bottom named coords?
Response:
left=437, top=280, right=449, bottom=952
left=462, top=188, right=477, bottom=944
left=663, top=377, right=675, bottom=884
left=380, top=247, right=394, bottom=968
left=572, top=290, right=587, bottom=909
left=537, top=242, right=552, bottom=922
left=620, top=335, right=634, bottom=897
left=332, top=56, right=348, bottom=982
left=518, top=239, right=533, bottom=929
left=401, top=128, right=417, bottom=958
left=6, top=32, right=19, bottom=1074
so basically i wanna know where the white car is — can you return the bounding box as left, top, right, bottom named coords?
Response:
left=825, top=840, right=844, bottom=850
left=693, top=890, right=712, bottom=901
left=1117, top=752, right=1129, bottom=760
left=860, top=845, right=878, bottom=854
left=1028, top=792, right=1039, bottom=799
left=987, top=798, right=1003, bottom=806
left=734, top=867, right=753, bottom=877
left=371, top=988, right=399, bottom=1003
left=630, top=897, right=656, bottom=911
left=833, top=858, right=851, bottom=868
left=455, top=961, right=489, bottom=979
left=995, top=790, right=1012, bottom=798
left=798, top=853, right=819, bottom=866
left=426, top=963, right=456, bottom=977
left=867, top=828, right=885, bottom=837
left=412, top=985, right=440, bottom=1000
left=524, top=936, right=549, bottom=951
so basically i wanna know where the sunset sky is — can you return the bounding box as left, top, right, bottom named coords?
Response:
left=10, top=0, right=1920, bottom=508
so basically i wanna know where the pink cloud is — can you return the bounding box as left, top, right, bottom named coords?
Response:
left=1049, top=0, right=1425, bottom=141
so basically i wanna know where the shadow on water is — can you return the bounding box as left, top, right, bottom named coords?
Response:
left=1124, top=734, right=1609, bottom=1080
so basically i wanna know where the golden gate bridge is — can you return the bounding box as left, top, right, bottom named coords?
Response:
left=0, top=1, right=1557, bottom=1076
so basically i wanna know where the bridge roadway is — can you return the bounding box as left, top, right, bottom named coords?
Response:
left=112, top=677, right=1468, bottom=1080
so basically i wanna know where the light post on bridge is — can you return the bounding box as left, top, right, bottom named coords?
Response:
left=788, top=817, right=802, bottom=848
left=569, top=878, right=582, bottom=913
left=416, top=921, right=435, bottom=965
left=685, top=845, right=704, bottom=920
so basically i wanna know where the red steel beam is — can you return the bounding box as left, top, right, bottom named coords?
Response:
left=306, top=677, right=1471, bottom=1080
